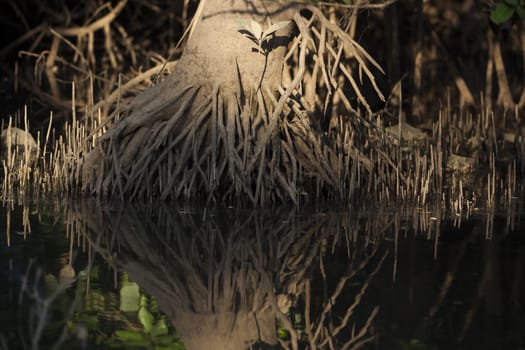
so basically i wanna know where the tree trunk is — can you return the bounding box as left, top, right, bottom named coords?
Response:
left=105, top=0, right=295, bottom=157
left=184, top=0, right=292, bottom=96
left=79, top=0, right=385, bottom=204
left=81, top=0, right=297, bottom=202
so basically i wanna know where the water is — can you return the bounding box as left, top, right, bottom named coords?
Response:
left=0, top=199, right=524, bottom=350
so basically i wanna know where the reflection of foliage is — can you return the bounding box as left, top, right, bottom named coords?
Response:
left=276, top=307, right=305, bottom=341
left=103, top=274, right=181, bottom=349
left=74, top=270, right=185, bottom=349
left=0, top=203, right=184, bottom=350
left=396, top=338, right=437, bottom=350
left=8, top=260, right=86, bottom=349
left=490, top=0, right=525, bottom=24
left=66, top=199, right=399, bottom=350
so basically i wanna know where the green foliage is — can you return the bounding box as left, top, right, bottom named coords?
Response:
left=74, top=273, right=184, bottom=349
left=237, top=19, right=291, bottom=54
left=120, top=282, right=141, bottom=312
left=109, top=327, right=184, bottom=349
left=151, top=319, right=169, bottom=336
left=490, top=0, right=525, bottom=24
left=138, top=306, right=154, bottom=332
left=276, top=311, right=305, bottom=340
left=396, top=338, right=436, bottom=350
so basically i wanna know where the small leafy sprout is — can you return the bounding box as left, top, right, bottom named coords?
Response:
left=237, top=20, right=290, bottom=54
left=490, top=0, right=525, bottom=24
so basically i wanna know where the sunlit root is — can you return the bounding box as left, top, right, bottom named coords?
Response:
left=78, top=3, right=395, bottom=204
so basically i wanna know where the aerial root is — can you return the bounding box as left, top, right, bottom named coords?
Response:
left=81, top=78, right=367, bottom=203
left=78, top=6, right=402, bottom=204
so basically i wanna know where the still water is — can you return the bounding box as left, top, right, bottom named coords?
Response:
left=0, top=199, right=524, bottom=350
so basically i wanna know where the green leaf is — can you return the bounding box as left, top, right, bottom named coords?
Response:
left=250, top=20, right=262, bottom=40
left=505, top=0, right=520, bottom=6
left=277, top=328, right=289, bottom=340
left=119, top=282, right=140, bottom=312
left=77, top=314, right=99, bottom=329
left=155, top=343, right=186, bottom=350
left=114, top=330, right=145, bottom=342
left=89, top=265, right=99, bottom=280
left=139, top=306, right=154, bottom=333
left=261, top=21, right=290, bottom=40
left=152, top=319, right=169, bottom=336
left=490, top=3, right=515, bottom=24
left=396, top=338, right=435, bottom=350
left=140, top=294, right=147, bottom=308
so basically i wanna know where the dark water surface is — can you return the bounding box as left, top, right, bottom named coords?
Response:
left=0, top=199, right=523, bottom=350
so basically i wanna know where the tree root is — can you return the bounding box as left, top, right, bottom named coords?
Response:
left=77, top=4, right=401, bottom=205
